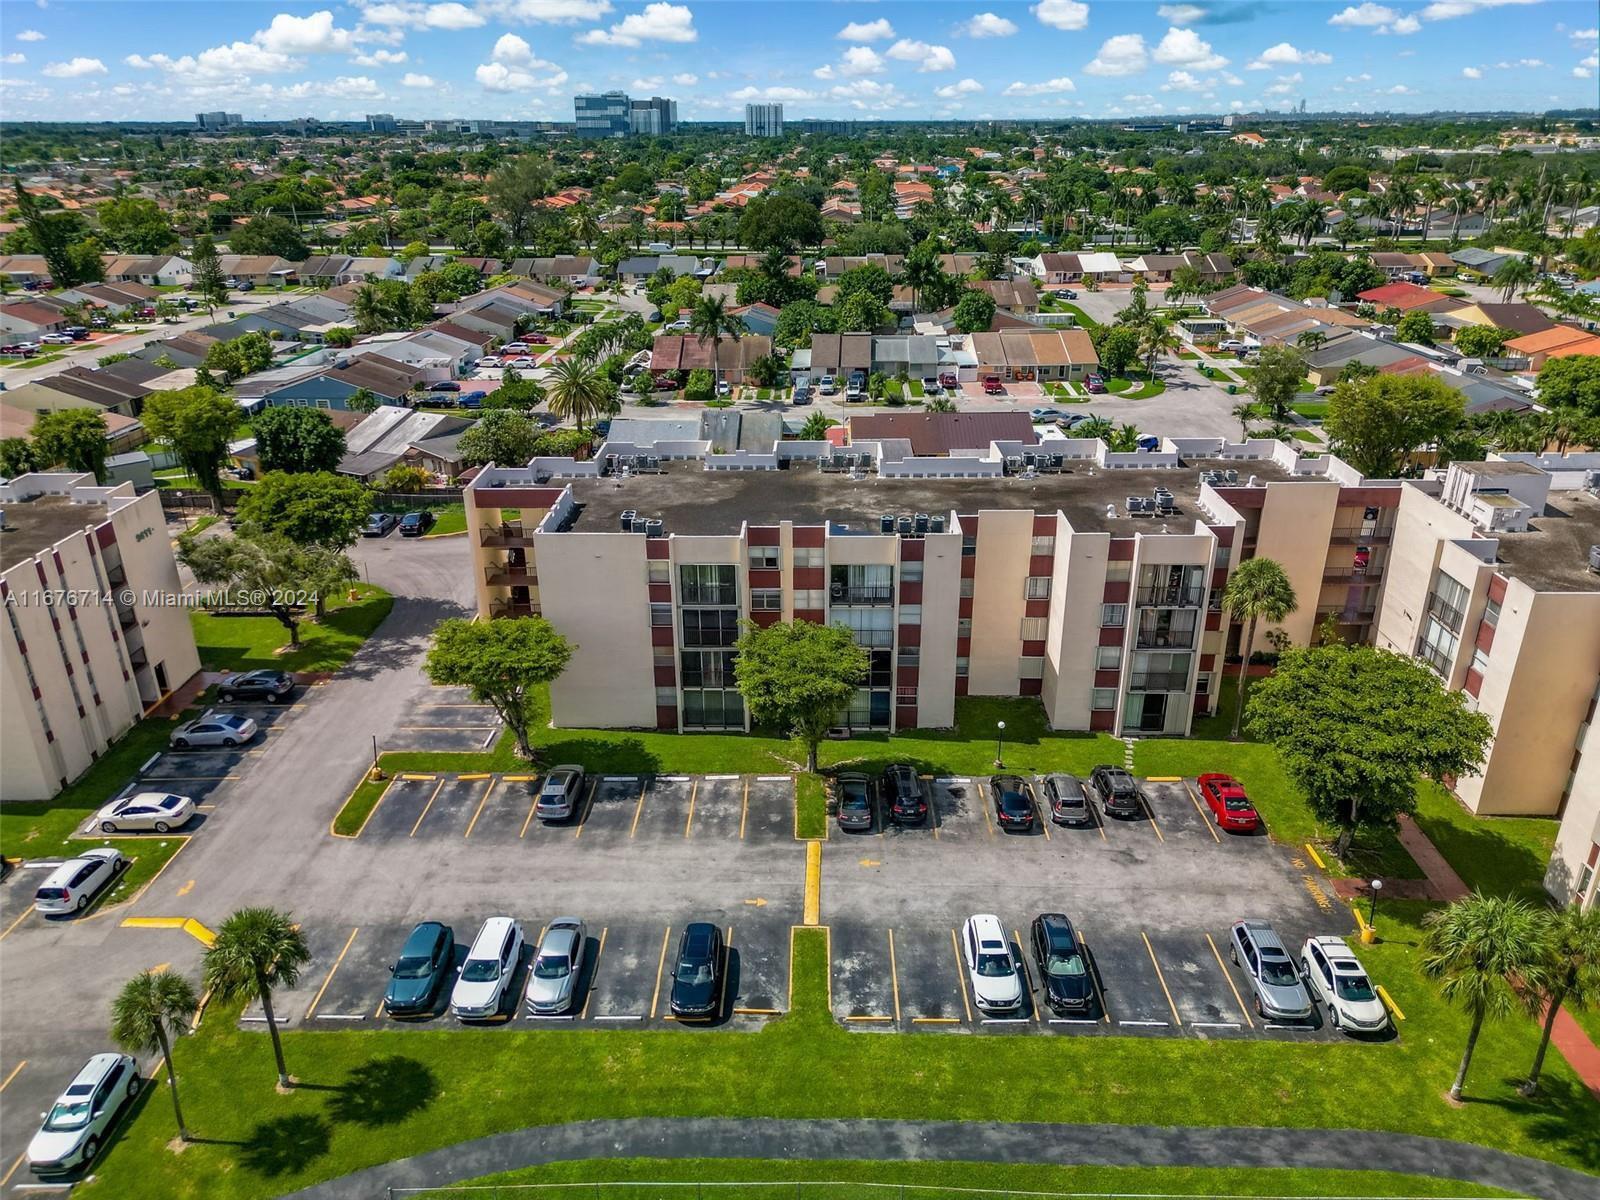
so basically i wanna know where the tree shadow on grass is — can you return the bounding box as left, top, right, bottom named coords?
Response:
left=325, top=1056, right=440, bottom=1128
left=240, top=1113, right=332, bottom=1178
left=1469, top=1072, right=1600, bottom=1173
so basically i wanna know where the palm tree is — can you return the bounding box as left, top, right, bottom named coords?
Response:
left=202, top=908, right=310, bottom=1090
left=688, top=293, right=744, bottom=387
left=1221, top=557, right=1297, bottom=739
left=1105, top=423, right=1143, bottom=453
left=1519, top=905, right=1600, bottom=1096
left=1422, top=894, right=1549, bottom=1101
left=545, top=356, right=610, bottom=433
left=1231, top=401, right=1261, bottom=440
left=1491, top=256, right=1536, bottom=302
left=110, top=969, right=197, bottom=1142
left=568, top=204, right=600, bottom=250
left=1296, top=330, right=1328, bottom=353
left=898, top=250, right=944, bottom=315
left=924, top=395, right=956, bottom=413
left=1076, top=415, right=1114, bottom=441
left=1138, top=319, right=1179, bottom=377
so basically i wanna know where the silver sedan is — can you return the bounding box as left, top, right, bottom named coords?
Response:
left=170, top=712, right=257, bottom=749
left=524, top=917, right=586, bottom=1015
left=94, top=792, right=196, bottom=834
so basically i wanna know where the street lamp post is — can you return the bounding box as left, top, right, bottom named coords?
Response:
left=995, top=720, right=1006, bottom=768
left=1368, top=878, right=1384, bottom=939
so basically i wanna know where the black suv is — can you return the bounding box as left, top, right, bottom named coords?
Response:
left=881, top=764, right=927, bottom=825
left=1088, top=766, right=1143, bottom=819
left=398, top=511, right=436, bottom=537
left=668, top=922, right=724, bottom=1021
left=989, top=774, right=1036, bottom=832
left=216, top=670, right=296, bottom=703
left=1031, top=913, right=1094, bottom=1016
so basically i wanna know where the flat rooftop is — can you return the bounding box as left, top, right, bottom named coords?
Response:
left=563, top=457, right=1295, bottom=537
left=0, top=493, right=109, bottom=573
left=1493, top=487, right=1600, bottom=593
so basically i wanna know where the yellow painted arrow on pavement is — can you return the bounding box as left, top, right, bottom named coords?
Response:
left=176, top=879, right=195, bottom=897
left=859, top=858, right=881, bottom=868
left=743, top=898, right=768, bottom=908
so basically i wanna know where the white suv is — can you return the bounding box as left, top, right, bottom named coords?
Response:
left=960, top=914, right=1022, bottom=1014
left=1300, top=936, right=1389, bottom=1033
left=450, top=917, right=524, bottom=1020
left=27, top=1054, right=141, bottom=1178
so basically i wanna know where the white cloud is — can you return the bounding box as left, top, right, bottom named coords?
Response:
left=41, top=56, right=106, bottom=77
left=352, top=48, right=408, bottom=66
left=1161, top=70, right=1207, bottom=90
left=578, top=2, right=696, bottom=46
left=484, top=0, right=613, bottom=22
left=15, top=29, right=45, bottom=41
left=1583, top=51, right=1600, bottom=67
left=401, top=71, right=435, bottom=86
left=1122, top=92, right=1158, bottom=105
left=1385, top=82, right=1416, bottom=93
left=814, top=46, right=885, bottom=79
left=1574, top=65, right=1592, bottom=77
left=963, top=12, right=1018, bottom=38
left=1461, top=64, right=1483, bottom=76
left=1153, top=27, right=1228, bottom=68
left=255, top=10, right=355, bottom=54
left=1420, top=0, right=1539, bottom=20
left=1, top=52, right=24, bottom=64
left=1249, top=42, right=1333, bottom=68
left=630, top=76, right=662, bottom=89
left=1221, top=70, right=1242, bottom=84
left=1344, top=71, right=1373, bottom=80
left=1574, top=28, right=1598, bottom=40
left=1264, top=71, right=1302, bottom=95
left=476, top=59, right=567, bottom=89
left=1003, top=76, right=1077, bottom=95
left=1033, top=0, right=1090, bottom=32
left=1389, top=15, right=1421, bottom=32
left=672, top=71, right=698, bottom=85
left=420, top=2, right=484, bottom=29
left=1084, top=33, right=1148, bottom=76
left=827, top=78, right=908, bottom=110
left=935, top=77, right=984, bottom=97
left=837, top=18, right=894, bottom=41
left=364, top=1, right=486, bottom=28
left=729, top=84, right=816, bottom=102
left=1329, top=3, right=1396, bottom=25
left=1494, top=57, right=1544, bottom=67
left=493, top=32, right=536, bottom=62
left=1157, top=4, right=1207, bottom=24
left=886, top=39, right=956, bottom=71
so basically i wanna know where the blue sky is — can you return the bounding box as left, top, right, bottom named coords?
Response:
left=0, top=1, right=1595, bottom=123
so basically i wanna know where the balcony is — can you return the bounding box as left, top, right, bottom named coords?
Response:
left=485, top=563, right=537, bottom=587
left=116, top=603, right=138, bottom=629
left=1135, top=585, right=1205, bottom=608
left=479, top=522, right=536, bottom=548
left=1318, top=606, right=1377, bottom=624
left=1330, top=530, right=1392, bottom=545
left=105, top=565, right=128, bottom=588
left=1135, top=627, right=1197, bottom=650
left=490, top=600, right=541, bottom=619
left=128, top=648, right=149, bottom=669
left=830, top=584, right=894, bottom=606
left=1127, top=671, right=1191, bottom=692
left=1425, top=591, right=1465, bottom=634
left=1323, top=567, right=1384, bottom=582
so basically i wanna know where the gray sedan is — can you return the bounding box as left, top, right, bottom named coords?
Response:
left=524, top=917, right=586, bottom=1015
left=170, top=712, right=258, bottom=749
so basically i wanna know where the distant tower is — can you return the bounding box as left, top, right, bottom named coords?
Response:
left=1298, top=98, right=1307, bottom=115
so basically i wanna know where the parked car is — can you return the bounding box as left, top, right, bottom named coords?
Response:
left=1087, top=766, right=1142, bottom=818
left=1084, top=374, right=1108, bottom=393
left=1197, top=772, right=1261, bottom=833
left=982, top=375, right=1005, bottom=394
left=939, top=371, right=958, bottom=389
left=525, top=917, right=587, bottom=1015
left=170, top=712, right=257, bottom=749
left=383, top=921, right=456, bottom=1017
left=668, top=921, right=724, bottom=1020
left=535, top=764, right=585, bottom=822
left=398, top=511, right=435, bottom=537
left=989, top=775, right=1036, bottom=832
left=237, top=280, right=255, bottom=291
left=64, top=326, right=90, bottom=340
left=26, top=1054, right=141, bottom=1178
left=1300, top=936, right=1389, bottom=1033
left=527, top=333, right=550, bottom=344
left=881, top=763, right=927, bottom=825
left=477, top=355, right=503, bottom=368
left=792, top=378, right=812, bottom=405
left=40, top=333, right=76, bottom=345
left=845, top=373, right=865, bottom=401
left=94, top=792, right=195, bottom=834
left=428, top=381, right=462, bottom=393
left=1052, top=287, right=1079, bottom=300
left=1217, top=339, right=1248, bottom=353
left=460, top=391, right=484, bottom=409
left=1062, top=413, right=1094, bottom=429
left=819, top=375, right=839, bottom=395
left=1030, top=407, right=1066, bottom=424
left=1031, top=913, right=1094, bottom=1016
left=216, top=669, right=295, bottom=703
left=33, top=848, right=127, bottom=914
left=1, top=343, right=38, bottom=357
left=503, top=342, right=530, bottom=353
left=921, top=376, right=941, bottom=396
left=450, top=917, right=524, bottom=1020
left=1230, top=919, right=1313, bottom=1020
left=960, top=914, right=1022, bottom=1014
left=364, top=512, right=400, bottom=538
left=1040, top=773, right=1091, bottom=826
left=716, top=380, right=732, bottom=397
left=835, top=771, right=875, bottom=833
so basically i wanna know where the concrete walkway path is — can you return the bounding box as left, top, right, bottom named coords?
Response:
left=283, top=1117, right=1598, bottom=1200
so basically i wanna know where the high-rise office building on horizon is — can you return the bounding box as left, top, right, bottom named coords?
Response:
left=629, top=95, right=678, bottom=135
left=745, top=102, right=783, bottom=137
left=574, top=91, right=631, bottom=137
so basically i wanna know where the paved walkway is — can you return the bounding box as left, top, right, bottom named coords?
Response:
left=283, top=1117, right=1598, bottom=1200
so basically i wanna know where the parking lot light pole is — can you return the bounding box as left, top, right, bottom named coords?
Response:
left=995, top=720, right=1006, bottom=768
left=1367, top=878, right=1383, bottom=942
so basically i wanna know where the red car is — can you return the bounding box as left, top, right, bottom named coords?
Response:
left=982, top=375, right=1005, bottom=394
left=939, top=372, right=958, bottom=389
left=528, top=333, right=550, bottom=344
left=1196, top=773, right=1260, bottom=832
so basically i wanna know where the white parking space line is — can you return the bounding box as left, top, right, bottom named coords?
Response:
left=757, top=775, right=791, bottom=782
left=1049, top=1018, right=1100, bottom=1026
left=1117, top=1019, right=1169, bottom=1027
left=980, top=1017, right=1030, bottom=1025
left=591, top=1014, right=644, bottom=1021
left=1191, top=1022, right=1242, bottom=1030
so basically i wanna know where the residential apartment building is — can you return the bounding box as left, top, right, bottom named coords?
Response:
left=1370, top=455, right=1600, bottom=909
left=196, top=111, right=243, bottom=129
left=630, top=96, right=678, bottom=136
left=463, top=432, right=1404, bottom=741
left=745, top=103, right=784, bottom=137
left=1, top=474, right=201, bottom=801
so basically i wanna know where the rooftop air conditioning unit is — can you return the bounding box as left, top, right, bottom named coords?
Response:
left=1588, top=544, right=1600, bottom=574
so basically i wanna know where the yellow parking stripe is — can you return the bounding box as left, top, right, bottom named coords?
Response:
left=0, top=1061, right=24, bottom=1093
left=518, top=779, right=542, bottom=838
left=1, top=1152, right=26, bottom=1188
left=463, top=776, right=497, bottom=838
left=0, top=908, right=32, bottom=941
left=1077, top=930, right=1112, bottom=1023
left=572, top=777, right=599, bottom=839
left=305, top=926, right=360, bottom=1020
left=408, top=778, right=446, bottom=837
left=1185, top=783, right=1222, bottom=844
left=683, top=778, right=699, bottom=837
left=625, top=779, right=647, bottom=839
left=649, top=925, right=672, bottom=1019
left=803, top=841, right=822, bottom=926
left=739, top=778, right=749, bottom=839
left=888, top=929, right=901, bottom=1023
left=1140, top=795, right=1166, bottom=843
left=1206, top=931, right=1253, bottom=1028
left=950, top=927, right=974, bottom=1023
left=1142, top=930, right=1182, bottom=1026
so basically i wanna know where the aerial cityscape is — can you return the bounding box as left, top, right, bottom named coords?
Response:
left=2, top=3, right=1600, bottom=1200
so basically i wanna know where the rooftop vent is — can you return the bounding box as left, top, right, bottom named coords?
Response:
left=1588, top=544, right=1600, bottom=575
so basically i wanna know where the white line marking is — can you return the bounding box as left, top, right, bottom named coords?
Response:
left=1049, top=1018, right=1101, bottom=1025
left=757, top=775, right=791, bottom=781
left=312, top=1014, right=366, bottom=1021
left=602, top=776, right=638, bottom=783
left=980, top=1017, right=1030, bottom=1024
left=657, top=775, right=691, bottom=782
left=591, top=1013, right=644, bottom=1021
left=523, top=1014, right=576, bottom=1021
left=1117, top=1019, right=1169, bottom=1027
left=1190, top=1022, right=1242, bottom=1029
left=704, top=774, right=739, bottom=780
left=1263, top=1021, right=1308, bottom=1030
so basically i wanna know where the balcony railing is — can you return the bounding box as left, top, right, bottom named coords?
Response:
left=1135, top=627, right=1197, bottom=650
left=1318, top=606, right=1377, bottom=624
left=1425, top=591, right=1466, bottom=634
left=479, top=522, right=536, bottom=548
left=1323, top=567, right=1384, bottom=582
left=116, top=603, right=138, bottom=629
left=831, top=585, right=894, bottom=606
left=1330, top=529, right=1392, bottom=544
left=485, top=564, right=537, bottom=586
left=1135, top=585, right=1205, bottom=608
left=1127, top=671, right=1191, bottom=692
left=490, top=600, right=541, bottom=619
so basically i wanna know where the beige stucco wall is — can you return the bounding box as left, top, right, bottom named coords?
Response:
left=1126, top=529, right=1216, bottom=735
left=1253, top=480, right=1339, bottom=652
left=916, top=528, right=962, bottom=728
left=1545, top=701, right=1599, bottom=907
left=966, top=508, right=1033, bottom=696
left=1042, top=522, right=1109, bottom=731
left=1374, top=484, right=1477, bottom=659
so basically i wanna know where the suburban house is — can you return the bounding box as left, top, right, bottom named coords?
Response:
left=801, top=332, right=873, bottom=381
left=1449, top=247, right=1522, bottom=278
left=1027, top=250, right=1125, bottom=285
left=335, top=406, right=473, bottom=481
left=0, top=300, right=68, bottom=336
left=1203, top=284, right=1369, bottom=347
left=1446, top=302, right=1557, bottom=337
left=102, top=255, right=193, bottom=287
left=0, top=255, right=52, bottom=285
left=847, top=410, right=1038, bottom=454
left=218, top=255, right=298, bottom=288
left=649, top=333, right=775, bottom=383
left=1356, top=281, right=1468, bottom=316
left=973, top=279, right=1039, bottom=315
left=128, top=331, right=219, bottom=369
left=730, top=302, right=781, bottom=336
left=55, top=281, right=159, bottom=313
left=969, top=328, right=1100, bottom=382
left=1504, top=325, right=1600, bottom=369
left=616, top=254, right=712, bottom=283
left=295, top=255, right=403, bottom=286
left=260, top=353, right=427, bottom=410
left=509, top=255, right=600, bottom=286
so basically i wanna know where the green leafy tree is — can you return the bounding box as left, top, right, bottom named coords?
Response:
left=834, top=290, right=892, bottom=333
left=1246, top=642, right=1492, bottom=857
left=1454, top=325, right=1510, bottom=360
left=1094, top=325, right=1141, bottom=378
left=323, top=326, right=356, bottom=349
left=1490, top=256, right=1536, bottom=302
left=424, top=617, right=574, bottom=760
left=382, top=464, right=434, bottom=492
left=251, top=408, right=346, bottom=474
left=924, top=395, right=956, bottom=413
left=1137, top=205, right=1196, bottom=253
left=227, top=214, right=309, bottom=261
left=1395, top=310, right=1436, bottom=345
left=99, top=196, right=177, bottom=254
left=202, top=908, right=311, bottom=1090
left=734, top=619, right=868, bottom=773
left=684, top=367, right=715, bottom=403
left=1222, top=557, right=1298, bottom=738
left=0, top=436, right=41, bottom=476
left=737, top=194, right=824, bottom=252
left=346, top=387, right=381, bottom=414
left=458, top=409, right=543, bottom=467
left=689, top=293, right=744, bottom=385
left=110, top=969, right=198, bottom=1142
left=483, top=378, right=547, bottom=412
left=951, top=289, right=997, bottom=333
left=141, top=386, right=239, bottom=505
left=1324, top=374, right=1466, bottom=479
left=352, top=279, right=425, bottom=333
left=833, top=263, right=895, bottom=305
left=235, top=471, right=371, bottom=548
left=1422, top=895, right=1549, bottom=1101
left=1247, top=345, right=1305, bottom=421
left=486, top=156, right=553, bottom=247
left=545, top=357, right=612, bottom=432
left=1520, top=905, right=1600, bottom=1096
left=799, top=412, right=836, bottom=441
left=189, top=234, right=228, bottom=318
left=31, top=409, right=109, bottom=482
left=180, top=533, right=354, bottom=648
left=1534, top=355, right=1600, bottom=419
left=203, top=332, right=274, bottom=383
left=14, top=181, right=94, bottom=285
left=1105, top=423, right=1143, bottom=452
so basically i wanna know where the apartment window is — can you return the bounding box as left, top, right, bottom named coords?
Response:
left=899, top=604, right=922, bottom=625
left=900, top=560, right=923, bottom=583
left=681, top=608, right=739, bottom=647
left=955, top=657, right=970, bottom=677
left=751, top=589, right=782, bottom=611
left=1469, top=645, right=1490, bottom=677
left=1021, top=617, right=1047, bottom=640
left=679, top=563, right=737, bottom=607
left=957, top=618, right=972, bottom=639
left=832, top=607, right=893, bottom=648
left=1090, top=688, right=1117, bottom=711
left=1482, top=595, right=1501, bottom=627
left=867, top=649, right=892, bottom=688
left=749, top=545, right=780, bottom=570
left=896, top=688, right=917, bottom=705
left=653, top=646, right=675, bottom=668
left=1031, top=534, right=1056, bottom=555
left=898, top=645, right=920, bottom=667
left=1096, top=645, right=1122, bottom=670
left=793, top=546, right=824, bottom=568
left=1416, top=615, right=1459, bottom=677
left=959, top=578, right=974, bottom=599
left=1105, top=560, right=1132, bottom=583
left=1026, top=576, right=1052, bottom=600
left=1196, top=673, right=1211, bottom=696
left=650, top=603, right=672, bottom=627
left=830, top=564, right=893, bottom=605
left=1424, top=572, right=1469, bottom=634
left=1101, top=603, right=1127, bottom=627
left=1019, top=656, right=1045, bottom=680
left=647, top=560, right=671, bottom=585
left=795, top=589, right=825, bottom=610
left=680, top=649, right=736, bottom=688
left=961, top=534, right=977, bottom=558
left=654, top=687, right=677, bottom=707
left=843, top=687, right=891, bottom=729
left=682, top=689, right=743, bottom=729
left=1129, top=650, right=1192, bottom=693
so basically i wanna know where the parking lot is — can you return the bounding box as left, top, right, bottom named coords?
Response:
left=384, top=685, right=502, bottom=753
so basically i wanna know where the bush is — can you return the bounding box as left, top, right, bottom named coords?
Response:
left=684, top=368, right=714, bottom=403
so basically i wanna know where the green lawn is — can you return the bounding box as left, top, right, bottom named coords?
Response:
left=449, top=1159, right=1518, bottom=1197
left=425, top=504, right=467, bottom=536
left=1291, top=429, right=1321, bottom=443
left=82, top=923, right=1600, bottom=1200
left=1292, top=400, right=1330, bottom=420
left=1410, top=784, right=1558, bottom=903
left=1124, top=376, right=1167, bottom=399
left=905, top=379, right=925, bottom=397
left=190, top=584, right=393, bottom=675
left=1056, top=302, right=1099, bottom=330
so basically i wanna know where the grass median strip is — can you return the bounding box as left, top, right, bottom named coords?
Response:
left=332, top=775, right=392, bottom=838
